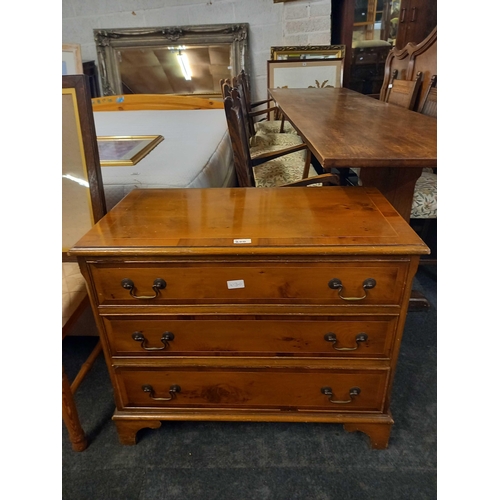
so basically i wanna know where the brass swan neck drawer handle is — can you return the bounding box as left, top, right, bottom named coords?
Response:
left=121, top=278, right=166, bottom=299
left=328, top=278, right=376, bottom=301
left=142, top=384, right=180, bottom=401
left=132, top=331, right=174, bottom=350
left=321, top=386, right=361, bottom=404
left=324, top=333, right=368, bottom=351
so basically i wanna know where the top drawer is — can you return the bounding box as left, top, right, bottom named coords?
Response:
left=87, top=261, right=409, bottom=306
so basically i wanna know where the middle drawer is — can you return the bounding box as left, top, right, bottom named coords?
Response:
left=102, top=315, right=398, bottom=358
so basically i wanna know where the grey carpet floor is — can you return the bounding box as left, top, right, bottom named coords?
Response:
left=62, top=265, right=437, bottom=500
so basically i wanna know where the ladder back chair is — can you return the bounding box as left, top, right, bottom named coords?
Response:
left=221, top=80, right=304, bottom=155
left=234, top=70, right=297, bottom=136
left=62, top=74, right=107, bottom=451
left=223, top=89, right=339, bottom=188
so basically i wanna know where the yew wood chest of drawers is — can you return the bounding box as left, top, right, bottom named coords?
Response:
left=70, top=187, right=429, bottom=449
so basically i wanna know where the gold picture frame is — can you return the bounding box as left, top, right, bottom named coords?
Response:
left=62, top=44, right=83, bottom=75
left=268, top=59, right=344, bottom=90
left=97, top=135, right=164, bottom=166
left=270, top=45, right=345, bottom=60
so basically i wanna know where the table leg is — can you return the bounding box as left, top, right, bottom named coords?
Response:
left=359, top=166, right=430, bottom=311
left=358, top=167, right=423, bottom=223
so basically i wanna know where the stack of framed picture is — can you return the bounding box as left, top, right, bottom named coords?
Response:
left=62, top=44, right=83, bottom=75
left=268, top=45, right=345, bottom=90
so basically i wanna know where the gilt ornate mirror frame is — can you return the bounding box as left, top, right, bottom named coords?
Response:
left=94, top=24, right=249, bottom=96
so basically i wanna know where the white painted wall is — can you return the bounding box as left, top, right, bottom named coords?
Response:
left=62, top=0, right=332, bottom=101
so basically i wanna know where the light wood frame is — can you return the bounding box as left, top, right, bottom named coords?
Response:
left=267, top=59, right=344, bottom=90
left=92, top=94, right=224, bottom=111
left=62, top=44, right=83, bottom=75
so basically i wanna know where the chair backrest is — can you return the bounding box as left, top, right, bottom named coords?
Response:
left=92, top=93, right=224, bottom=111
left=63, top=75, right=107, bottom=261
left=222, top=77, right=257, bottom=147
left=418, top=75, right=437, bottom=118
left=232, top=71, right=258, bottom=138
left=384, top=70, right=423, bottom=110
left=380, top=27, right=437, bottom=111
left=223, top=89, right=256, bottom=188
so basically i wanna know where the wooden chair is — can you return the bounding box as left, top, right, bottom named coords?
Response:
left=418, top=74, right=437, bottom=118
left=380, top=27, right=437, bottom=112
left=384, top=70, right=423, bottom=110
left=223, top=88, right=339, bottom=188
left=233, top=70, right=297, bottom=136
left=221, top=80, right=304, bottom=154
left=63, top=75, right=107, bottom=451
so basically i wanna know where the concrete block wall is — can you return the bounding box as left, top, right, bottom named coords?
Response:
left=62, top=0, right=332, bottom=101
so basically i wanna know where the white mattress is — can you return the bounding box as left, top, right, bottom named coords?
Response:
left=93, top=109, right=236, bottom=210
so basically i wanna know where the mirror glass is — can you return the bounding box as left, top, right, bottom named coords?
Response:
left=118, top=44, right=232, bottom=95
left=94, top=24, right=249, bottom=97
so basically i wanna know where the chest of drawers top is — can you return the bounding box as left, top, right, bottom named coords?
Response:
left=69, top=187, right=428, bottom=258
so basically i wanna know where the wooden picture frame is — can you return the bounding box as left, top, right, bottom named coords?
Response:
left=267, top=59, right=344, bottom=90
left=62, top=44, right=83, bottom=75
left=62, top=75, right=106, bottom=257
left=97, top=135, right=164, bottom=166
left=270, top=45, right=345, bottom=60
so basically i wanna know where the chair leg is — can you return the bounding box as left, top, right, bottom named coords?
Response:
left=62, top=366, right=88, bottom=452
left=70, top=341, right=103, bottom=393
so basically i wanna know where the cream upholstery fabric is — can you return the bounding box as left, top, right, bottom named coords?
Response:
left=250, top=132, right=303, bottom=151
left=254, top=159, right=314, bottom=187
left=248, top=132, right=314, bottom=187
left=62, top=263, right=87, bottom=328
left=411, top=171, right=437, bottom=219
left=255, top=120, right=297, bottom=135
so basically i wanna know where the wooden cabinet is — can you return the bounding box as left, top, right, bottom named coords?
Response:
left=349, top=44, right=391, bottom=95
left=70, top=187, right=429, bottom=449
left=331, top=0, right=436, bottom=92
left=395, top=0, right=437, bottom=49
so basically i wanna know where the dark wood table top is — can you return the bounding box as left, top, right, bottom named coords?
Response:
left=268, top=88, right=437, bottom=170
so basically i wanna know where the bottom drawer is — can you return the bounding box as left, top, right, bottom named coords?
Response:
left=115, top=367, right=388, bottom=412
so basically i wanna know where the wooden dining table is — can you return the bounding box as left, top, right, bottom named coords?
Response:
left=268, top=87, right=437, bottom=222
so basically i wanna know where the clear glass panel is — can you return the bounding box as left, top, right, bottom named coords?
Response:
left=62, top=91, right=94, bottom=251
left=352, top=0, right=398, bottom=45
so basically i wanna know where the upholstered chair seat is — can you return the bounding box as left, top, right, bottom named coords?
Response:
left=253, top=150, right=319, bottom=188
left=255, top=119, right=297, bottom=135
left=250, top=131, right=303, bottom=151
left=410, top=170, right=437, bottom=219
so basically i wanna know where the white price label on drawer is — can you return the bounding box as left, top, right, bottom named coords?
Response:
left=233, top=239, right=251, bottom=244
left=227, top=279, right=245, bottom=289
